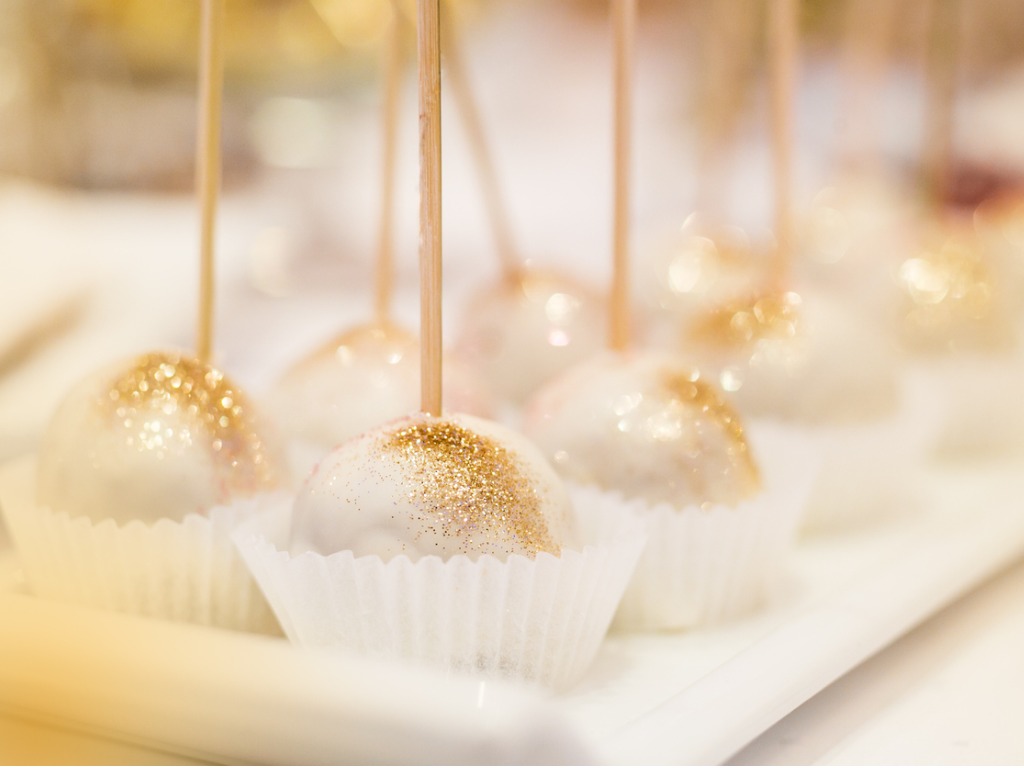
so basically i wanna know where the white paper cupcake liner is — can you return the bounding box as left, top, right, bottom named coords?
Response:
left=233, top=490, right=646, bottom=691
left=755, top=375, right=941, bottom=534
left=0, top=456, right=282, bottom=634
left=907, top=352, right=1024, bottom=459
left=611, top=426, right=817, bottom=631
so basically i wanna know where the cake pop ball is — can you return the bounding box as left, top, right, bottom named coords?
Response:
left=687, top=289, right=900, bottom=424
left=641, top=213, right=765, bottom=321
left=36, top=351, right=287, bottom=526
left=800, top=177, right=917, bottom=271
left=290, top=412, right=574, bottom=561
left=273, top=322, right=493, bottom=451
left=973, top=191, right=1024, bottom=312
left=522, top=352, right=760, bottom=508
left=797, top=179, right=917, bottom=318
left=456, top=269, right=606, bottom=404
left=897, top=218, right=1017, bottom=355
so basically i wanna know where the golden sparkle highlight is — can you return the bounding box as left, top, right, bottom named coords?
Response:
left=897, top=228, right=1014, bottom=354
left=381, top=419, right=559, bottom=557
left=690, top=290, right=802, bottom=350
left=104, top=352, right=282, bottom=495
left=657, top=369, right=761, bottom=503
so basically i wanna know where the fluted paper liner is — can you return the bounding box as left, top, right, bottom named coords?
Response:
left=0, top=456, right=281, bottom=634
left=907, top=352, right=1024, bottom=459
left=234, top=490, right=646, bottom=690
left=763, top=375, right=940, bottom=534
left=611, top=426, right=817, bottom=631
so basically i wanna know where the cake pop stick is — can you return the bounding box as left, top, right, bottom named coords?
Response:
left=448, top=3, right=607, bottom=406
left=440, top=1, right=522, bottom=281
left=768, top=0, right=797, bottom=290
left=609, top=0, right=636, bottom=353
left=195, top=0, right=225, bottom=364
left=837, top=0, right=897, bottom=177
left=419, top=0, right=443, bottom=416
left=14, top=0, right=288, bottom=634
left=374, top=0, right=404, bottom=324
left=923, top=0, right=960, bottom=207
left=696, top=1, right=760, bottom=219
left=270, top=1, right=493, bottom=456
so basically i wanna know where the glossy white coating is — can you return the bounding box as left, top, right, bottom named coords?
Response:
left=522, top=351, right=760, bottom=508
left=456, top=270, right=606, bottom=404
left=36, top=352, right=286, bottom=525
left=273, top=323, right=493, bottom=452
left=689, top=293, right=901, bottom=424
left=290, top=412, right=573, bottom=561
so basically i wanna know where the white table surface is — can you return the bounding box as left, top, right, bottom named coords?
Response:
left=1, top=553, right=1022, bottom=766
left=728, top=555, right=1024, bottom=766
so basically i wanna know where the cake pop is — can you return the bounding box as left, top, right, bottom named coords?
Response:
left=972, top=189, right=1024, bottom=314
left=521, top=0, right=811, bottom=631
left=1, top=0, right=287, bottom=632
left=523, top=352, right=759, bottom=509
left=894, top=214, right=1024, bottom=458
left=890, top=0, right=1024, bottom=459
left=897, top=217, right=1016, bottom=356
left=235, top=2, right=643, bottom=688
left=290, top=412, right=573, bottom=560
left=37, top=351, right=285, bottom=526
left=33, top=0, right=288, bottom=523
left=683, top=0, right=929, bottom=536
left=688, top=289, right=901, bottom=424
left=443, top=1, right=605, bottom=404
left=272, top=0, right=490, bottom=456
left=457, top=269, right=606, bottom=404
left=639, top=2, right=764, bottom=337
left=641, top=213, right=765, bottom=329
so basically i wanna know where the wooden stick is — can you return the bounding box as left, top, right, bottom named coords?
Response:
left=374, top=0, right=404, bottom=324
left=838, top=0, right=896, bottom=176
left=768, top=0, right=797, bottom=289
left=440, top=2, right=522, bottom=282
left=609, top=0, right=635, bottom=353
left=195, top=0, right=225, bottom=364
left=696, top=1, right=759, bottom=219
left=923, top=0, right=959, bottom=208
left=418, top=0, right=443, bottom=416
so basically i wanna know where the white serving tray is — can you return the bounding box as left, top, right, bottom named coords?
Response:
left=1, top=456, right=1022, bottom=765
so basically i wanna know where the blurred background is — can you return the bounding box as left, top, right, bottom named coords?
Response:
left=3, top=0, right=1024, bottom=458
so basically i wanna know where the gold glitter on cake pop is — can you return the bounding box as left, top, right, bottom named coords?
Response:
left=656, top=368, right=761, bottom=504
left=689, top=290, right=803, bottom=350
left=381, top=419, right=559, bottom=557
left=897, top=226, right=1014, bottom=354
left=103, top=351, right=282, bottom=494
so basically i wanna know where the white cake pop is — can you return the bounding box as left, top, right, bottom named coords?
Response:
left=456, top=269, right=606, bottom=404
left=290, top=411, right=573, bottom=561
left=896, top=217, right=1017, bottom=356
left=687, top=289, right=900, bottom=424
left=797, top=177, right=918, bottom=320
left=973, top=190, right=1024, bottom=314
left=273, top=321, right=492, bottom=454
left=640, top=213, right=765, bottom=324
left=522, top=351, right=760, bottom=508
left=36, top=351, right=287, bottom=525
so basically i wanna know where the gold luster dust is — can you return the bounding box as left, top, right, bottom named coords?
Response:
left=897, top=231, right=1011, bottom=353
left=103, top=352, right=281, bottom=494
left=658, top=369, right=762, bottom=498
left=690, top=291, right=802, bottom=350
left=381, top=420, right=558, bottom=557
